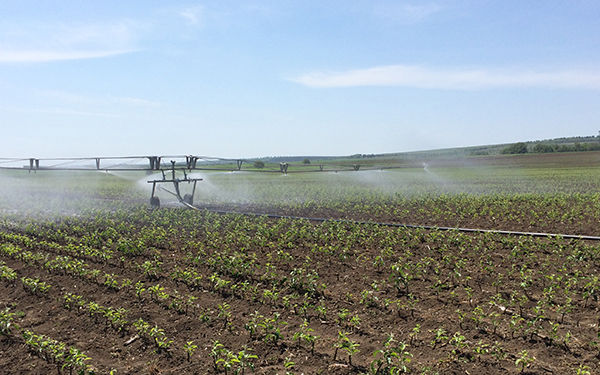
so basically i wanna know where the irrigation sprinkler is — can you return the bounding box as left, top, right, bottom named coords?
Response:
left=2, top=153, right=600, bottom=242
left=0, top=154, right=372, bottom=208
left=147, top=161, right=202, bottom=208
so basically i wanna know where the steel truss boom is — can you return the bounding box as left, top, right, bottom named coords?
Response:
left=0, top=154, right=390, bottom=208
left=0, top=155, right=383, bottom=174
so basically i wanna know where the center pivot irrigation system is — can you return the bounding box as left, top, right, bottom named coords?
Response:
left=147, top=160, right=202, bottom=208
left=0, top=155, right=371, bottom=208
left=2, top=154, right=600, bottom=241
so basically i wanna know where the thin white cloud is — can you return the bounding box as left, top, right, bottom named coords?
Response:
left=1, top=105, right=120, bottom=118
left=0, top=49, right=134, bottom=63
left=0, top=21, right=142, bottom=63
left=291, top=64, right=600, bottom=90
left=36, top=89, right=161, bottom=107
left=179, top=6, right=204, bottom=26
left=39, top=107, right=121, bottom=118
left=110, top=96, right=161, bottom=107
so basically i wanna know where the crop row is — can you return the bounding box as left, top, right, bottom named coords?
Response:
left=2, top=204, right=600, bottom=372
left=0, top=306, right=96, bottom=374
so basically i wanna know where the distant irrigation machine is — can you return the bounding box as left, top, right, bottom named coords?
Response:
left=147, top=160, right=202, bottom=208
left=3, top=154, right=600, bottom=242
left=0, top=154, right=371, bottom=209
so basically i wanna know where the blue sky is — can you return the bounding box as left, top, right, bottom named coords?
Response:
left=1, top=1, right=599, bottom=158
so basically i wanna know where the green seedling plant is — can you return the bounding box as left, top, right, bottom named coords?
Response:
left=0, top=262, right=17, bottom=283
left=515, top=350, right=535, bottom=373
left=0, top=307, right=21, bottom=336
left=134, top=281, right=146, bottom=300
left=292, top=320, right=319, bottom=355
left=409, top=324, right=421, bottom=346
left=217, top=303, right=233, bottom=330
left=258, top=312, right=287, bottom=346
left=21, top=277, right=51, bottom=295
left=234, top=347, right=258, bottom=375
left=370, top=333, right=412, bottom=374
left=210, top=340, right=227, bottom=372
left=244, top=311, right=263, bottom=340
left=284, top=355, right=295, bottom=375
left=334, top=331, right=360, bottom=366
left=429, top=328, right=448, bottom=349
left=184, top=340, right=197, bottom=362
left=448, top=332, right=469, bottom=361
left=21, top=330, right=94, bottom=374
left=138, top=260, right=162, bottom=280
left=576, top=364, right=591, bottom=375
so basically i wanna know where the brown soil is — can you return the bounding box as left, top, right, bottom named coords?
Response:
left=0, top=208, right=599, bottom=374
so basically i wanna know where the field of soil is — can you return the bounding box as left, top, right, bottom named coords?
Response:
left=1, top=207, right=599, bottom=374
left=0, top=152, right=599, bottom=374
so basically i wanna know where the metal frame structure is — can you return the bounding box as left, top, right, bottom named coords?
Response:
left=0, top=154, right=377, bottom=208
left=147, top=160, right=202, bottom=208
left=3, top=155, right=599, bottom=242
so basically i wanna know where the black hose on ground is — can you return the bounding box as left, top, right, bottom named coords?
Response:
left=191, top=205, right=600, bottom=241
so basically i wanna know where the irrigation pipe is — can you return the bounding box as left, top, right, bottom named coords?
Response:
left=187, top=205, right=600, bottom=241
left=159, top=185, right=600, bottom=240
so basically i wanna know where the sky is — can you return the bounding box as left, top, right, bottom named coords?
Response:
left=1, top=0, right=599, bottom=158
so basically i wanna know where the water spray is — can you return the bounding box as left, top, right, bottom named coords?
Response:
left=147, top=160, right=202, bottom=208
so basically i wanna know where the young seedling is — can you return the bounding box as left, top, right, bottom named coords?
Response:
left=134, top=281, right=146, bottom=300
left=217, top=303, right=232, bottom=330
left=473, top=340, right=489, bottom=362
left=244, top=311, right=263, bottom=340
left=515, top=350, right=535, bottom=373
left=235, top=347, right=258, bottom=375
left=429, top=328, right=448, bottom=349
left=408, top=324, right=421, bottom=346
left=210, top=340, right=227, bottom=372
left=576, top=364, right=591, bottom=375
left=370, top=333, right=412, bottom=374
left=284, top=355, right=295, bottom=375
left=334, top=331, right=360, bottom=366
left=138, top=260, right=162, bottom=280
left=0, top=307, right=21, bottom=336
left=183, top=340, right=197, bottom=362
left=292, top=320, right=319, bottom=355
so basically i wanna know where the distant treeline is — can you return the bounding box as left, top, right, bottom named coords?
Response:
left=502, top=138, right=600, bottom=155
left=265, top=134, right=600, bottom=161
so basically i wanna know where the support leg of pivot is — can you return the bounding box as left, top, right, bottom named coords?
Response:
left=150, top=196, right=160, bottom=208
left=29, top=158, right=39, bottom=173
left=173, top=180, right=182, bottom=201
left=184, top=180, right=197, bottom=205
left=280, top=162, right=288, bottom=174
left=186, top=156, right=198, bottom=170
left=148, top=156, right=162, bottom=170
left=150, top=182, right=160, bottom=208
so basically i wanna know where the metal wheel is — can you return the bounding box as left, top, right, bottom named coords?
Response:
left=183, top=194, right=193, bottom=205
left=150, top=196, right=160, bottom=208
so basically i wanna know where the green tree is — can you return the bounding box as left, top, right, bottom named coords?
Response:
left=532, top=143, right=554, bottom=153
left=501, top=142, right=528, bottom=154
